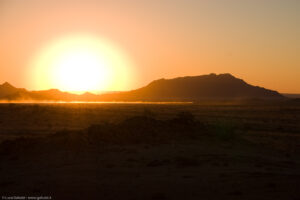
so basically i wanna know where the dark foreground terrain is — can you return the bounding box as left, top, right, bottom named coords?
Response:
left=0, top=102, right=300, bottom=199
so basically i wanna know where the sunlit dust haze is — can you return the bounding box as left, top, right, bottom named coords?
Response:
left=0, top=0, right=299, bottom=93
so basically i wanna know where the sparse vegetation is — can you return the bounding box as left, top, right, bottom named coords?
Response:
left=212, top=121, right=238, bottom=141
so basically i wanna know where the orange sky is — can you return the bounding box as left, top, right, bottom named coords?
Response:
left=0, top=0, right=299, bottom=93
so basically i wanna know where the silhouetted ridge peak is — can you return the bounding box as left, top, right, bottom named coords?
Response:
left=217, top=73, right=235, bottom=78
left=128, top=73, right=283, bottom=100
left=1, top=82, right=15, bottom=89
left=147, top=73, right=242, bottom=87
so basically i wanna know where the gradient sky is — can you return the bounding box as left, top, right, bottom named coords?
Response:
left=0, top=0, right=299, bottom=93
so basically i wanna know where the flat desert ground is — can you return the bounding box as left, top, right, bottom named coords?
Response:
left=0, top=102, right=300, bottom=200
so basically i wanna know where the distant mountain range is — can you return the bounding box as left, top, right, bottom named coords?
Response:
left=0, top=73, right=284, bottom=102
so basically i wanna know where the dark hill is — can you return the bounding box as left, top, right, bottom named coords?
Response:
left=100, top=73, right=283, bottom=101
left=0, top=82, right=20, bottom=98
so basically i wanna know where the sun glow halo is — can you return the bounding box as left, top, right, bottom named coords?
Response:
left=29, top=34, right=134, bottom=93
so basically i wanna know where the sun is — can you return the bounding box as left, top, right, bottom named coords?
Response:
left=53, top=47, right=111, bottom=92
left=29, top=34, right=135, bottom=93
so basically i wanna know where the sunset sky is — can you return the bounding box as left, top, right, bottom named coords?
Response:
left=0, top=0, right=299, bottom=93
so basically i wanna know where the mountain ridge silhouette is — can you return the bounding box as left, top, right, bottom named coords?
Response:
left=0, top=73, right=284, bottom=101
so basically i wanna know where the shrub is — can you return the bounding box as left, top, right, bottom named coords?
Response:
left=213, top=121, right=237, bottom=141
